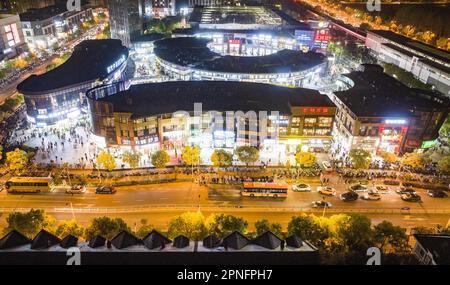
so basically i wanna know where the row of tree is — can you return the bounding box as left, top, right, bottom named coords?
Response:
left=304, top=0, right=450, bottom=50
left=3, top=209, right=449, bottom=264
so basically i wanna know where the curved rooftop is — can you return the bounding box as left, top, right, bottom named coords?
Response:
left=154, top=37, right=324, bottom=74
left=91, top=81, right=334, bottom=119
left=17, top=39, right=129, bottom=94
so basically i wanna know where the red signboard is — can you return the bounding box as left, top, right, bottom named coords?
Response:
left=315, top=29, right=330, bottom=42
left=302, top=107, right=329, bottom=114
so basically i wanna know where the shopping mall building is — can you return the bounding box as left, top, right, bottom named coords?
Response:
left=330, top=64, right=449, bottom=155
left=86, top=81, right=336, bottom=160
left=17, top=39, right=129, bottom=126
left=154, top=36, right=326, bottom=87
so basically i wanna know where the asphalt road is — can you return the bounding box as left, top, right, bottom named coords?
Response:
left=0, top=181, right=448, bottom=230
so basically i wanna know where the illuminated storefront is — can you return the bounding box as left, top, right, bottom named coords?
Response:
left=18, top=39, right=129, bottom=125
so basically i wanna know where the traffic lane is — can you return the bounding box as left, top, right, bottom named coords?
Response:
left=0, top=182, right=202, bottom=208
left=207, top=183, right=450, bottom=210
left=0, top=182, right=448, bottom=210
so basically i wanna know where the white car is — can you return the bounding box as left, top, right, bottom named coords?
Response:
left=362, top=190, right=381, bottom=201
left=374, top=185, right=390, bottom=194
left=317, top=186, right=336, bottom=196
left=322, top=161, right=333, bottom=172
left=292, top=183, right=311, bottom=192
left=66, top=185, right=86, bottom=194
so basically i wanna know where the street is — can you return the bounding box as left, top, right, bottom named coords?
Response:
left=0, top=181, right=448, bottom=230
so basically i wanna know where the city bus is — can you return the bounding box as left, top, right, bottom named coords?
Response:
left=5, top=177, right=54, bottom=193
left=241, top=182, right=288, bottom=198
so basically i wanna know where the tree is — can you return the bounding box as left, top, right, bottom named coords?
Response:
left=210, top=149, right=233, bottom=167
left=332, top=213, right=374, bottom=253
left=379, top=151, right=398, bottom=164
left=373, top=221, right=410, bottom=254
left=287, top=214, right=330, bottom=247
left=0, top=145, right=3, bottom=161
left=181, top=145, right=201, bottom=175
left=349, top=149, right=371, bottom=169
left=4, top=209, right=55, bottom=238
left=135, top=219, right=155, bottom=239
left=6, top=148, right=29, bottom=173
left=84, top=217, right=130, bottom=240
left=254, top=219, right=282, bottom=236
left=437, top=156, right=450, bottom=173
left=55, top=220, right=85, bottom=238
left=151, top=150, right=170, bottom=168
left=235, top=146, right=259, bottom=165
left=206, top=214, right=248, bottom=237
left=167, top=211, right=207, bottom=240
left=96, top=151, right=116, bottom=171
left=401, top=152, right=424, bottom=168
left=295, top=151, right=317, bottom=167
left=122, top=151, right=141, bottom=168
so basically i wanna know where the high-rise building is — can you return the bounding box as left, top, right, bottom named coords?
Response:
left=107, top=0, right=148, bottom=47
left=0, top=0, right=55, bottom=14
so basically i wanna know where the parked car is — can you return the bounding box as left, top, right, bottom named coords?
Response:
left=322, top=161, right=333, bottom=172
left=66, top=185, right=86, bottom=194
left=312, top=201, right=332, bottom=208
left=427, top=190, right=448, bottom=198
left=340, top=191, right=359, bottom=202
left=349, top=184, right=368, bottom=192
left=95, top=186, right=116, bottom=194
left=396, top=187, right=416, bottom=195
left=317, top=186, right=336, bottom=196
left=362, top=190, right=381, bottom=201
left=292, top=183, right=311, bottom=192
left=401, top=193, right=421, bottom=202
left=374, top=185, right=390, bottom=194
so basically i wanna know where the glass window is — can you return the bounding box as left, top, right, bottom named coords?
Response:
left=318, top=117, right=332, bottom=127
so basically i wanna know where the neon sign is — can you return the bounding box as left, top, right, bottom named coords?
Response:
left=107, top=55, right=126, bottom=73
left=385, top=119, right=407, bottom=125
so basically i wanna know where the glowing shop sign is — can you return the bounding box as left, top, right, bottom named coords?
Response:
left=107, top=55, right=126, bottom=73
left=385, top=119, right=407, bottom=125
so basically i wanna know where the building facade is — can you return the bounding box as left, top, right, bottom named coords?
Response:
left=0, top=14, right=25, bottom=60
left=154, top=36, right=326, bottom=87
left=330, top=64, right=449, bottom=155
left=17, top=39, right=128, bottom=125
left=366, top=30, right=450, bottom=96
left=86, top=81, right=336, bottom=160
left=20, top=2, right=93, bottom=50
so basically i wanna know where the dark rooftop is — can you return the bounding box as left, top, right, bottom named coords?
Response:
left=94, top=81, right=335, bottom=118
left=334, top=64, right=449, bottom=118
left=17, top=39, right=128, bottom=94
left=154, top=37, right=325, bottom=74
left=369, top=30, right=450, bottom=64
left=414, top=234, right=450, bottom=265
left=19, top=1, right=89, bottom=22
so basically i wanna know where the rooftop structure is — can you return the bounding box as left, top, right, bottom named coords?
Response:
left=154, top=37, right=325, bottom=86
left=413, top=234, right=450, bottom=265
left=17, top=39, right=129, bottom=125
left=334, top=65, right=447, bottom=118
left=331, top=64, right=449, bottom=154
left=0, top=230, right=319, bottom=265
left=91, top=81, right=334, bottom=118
left=365, top=30, right=450, bottom=96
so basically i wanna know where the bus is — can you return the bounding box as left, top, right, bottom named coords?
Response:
left=5, top=177, right=54, bottom=193
left=241, top=182, right=288, bottom=198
